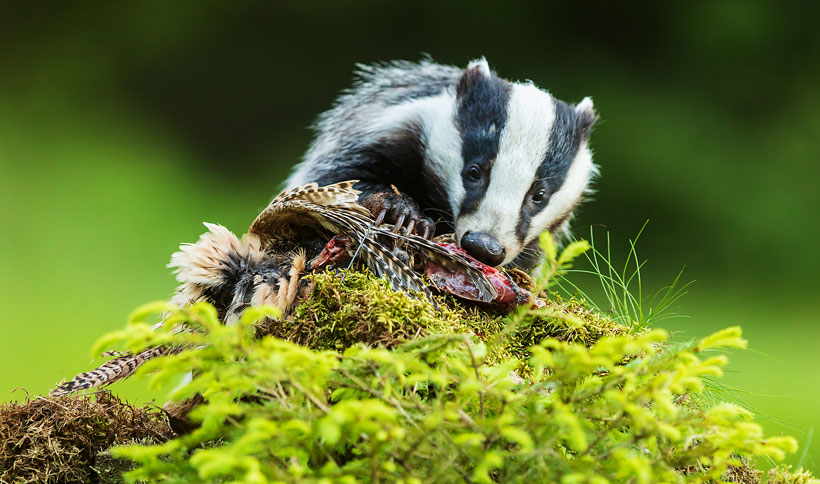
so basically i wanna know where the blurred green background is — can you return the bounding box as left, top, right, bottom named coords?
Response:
left=1, top=0, right=818, bottom=471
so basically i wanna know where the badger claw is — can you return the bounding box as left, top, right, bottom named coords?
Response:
left=418, top=219, right=435, bottom=239
left=374, top=209, right=387, bottom=227
left=392, top=213, right=407, bottom=233
left=360, top=189, right=435, bottom=238
left=404, top=218, right=416, bottom=235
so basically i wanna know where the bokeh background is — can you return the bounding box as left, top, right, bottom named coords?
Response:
left=1, top=0, right=818, bottom=471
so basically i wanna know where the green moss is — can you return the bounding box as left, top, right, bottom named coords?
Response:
left=768, top=465, right=820, bottom=484
left=257, top=269, right=628, bottom=379
left=260, top=270, right=444, bottom=350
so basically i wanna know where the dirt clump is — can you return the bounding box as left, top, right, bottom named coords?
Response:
left=0, top=391, right=173, bottom=483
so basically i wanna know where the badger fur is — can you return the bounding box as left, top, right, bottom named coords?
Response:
left=287, top=58, right=597, bottom=269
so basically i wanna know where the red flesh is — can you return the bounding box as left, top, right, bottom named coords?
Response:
left=313, top=237, right=541, bottom=309
left=309, top=235, right=353, bottom=270
left=424, top=242, right=538, bottom=308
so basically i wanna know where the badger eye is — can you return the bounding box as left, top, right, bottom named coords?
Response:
left=532, top=189, right=547, bottom=204
left=466, top=165, right=481, bottom=182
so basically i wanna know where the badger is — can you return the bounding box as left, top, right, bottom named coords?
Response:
left=286, top=58, right=597, bottom=270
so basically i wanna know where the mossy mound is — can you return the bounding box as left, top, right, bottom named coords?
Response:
left=0, top=392, right=173, bottom=483
left=259, top=269, right=626, bottom=366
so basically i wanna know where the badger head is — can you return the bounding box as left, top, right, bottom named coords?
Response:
left=426, top=59, right=597, bottom=268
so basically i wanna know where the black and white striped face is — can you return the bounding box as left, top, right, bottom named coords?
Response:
left=432, top=59, right=597, bottom=267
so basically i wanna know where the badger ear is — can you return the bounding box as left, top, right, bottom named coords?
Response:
left=575, top=97, right=597, bottom=140
left=467, top=57, right=491, bottom=76
left=457, top=57, right=492, bottom=99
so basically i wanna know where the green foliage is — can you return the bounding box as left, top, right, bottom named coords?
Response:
left=767, top=465, right=820, bottom=484
left=559, top=225, right=693, bottom=332
left=534, top=231, right=591, bottom=293
left=84, top=238, right=811, bottom=483
left=105, top=304, right=799, bottom=483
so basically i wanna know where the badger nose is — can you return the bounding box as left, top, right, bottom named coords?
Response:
left=461, top=231, right=506, bottom=267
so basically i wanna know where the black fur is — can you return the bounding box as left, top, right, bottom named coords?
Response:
left=205, top=254, right=285, bottom=321
left=539, top=100, right=587, bottom=194
left=515, top=209, right=532, bottom=244
left=514, top=99, right=595, bottom=243
left=312, top=125, right=447, bottom=212
left=456, top=65, right=511, bottom=217
left=311, top=125, right=450, bottom=235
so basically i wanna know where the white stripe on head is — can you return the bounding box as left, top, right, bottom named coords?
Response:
left=456, top=82, right=555, bottom=264
left=415, top=93, right=465, bottom=215
left=364, top=93, right=466, bottom=217
left=297, top=90, right=466, bottom=215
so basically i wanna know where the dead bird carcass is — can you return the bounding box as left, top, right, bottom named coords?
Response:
left=52, top=180, right=545, bottom=397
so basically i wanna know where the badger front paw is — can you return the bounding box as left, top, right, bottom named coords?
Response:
left=360, top=186, right=436, bottom=239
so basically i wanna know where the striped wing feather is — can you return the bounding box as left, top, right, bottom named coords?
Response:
left=358, top=240, right=438, bottom=305
left=251, top=184, right=370, bottom=243
left=51, top=181, right=493, bottom=395
left=309, top=208, right=437, bottom=302
left=369, top=227, right=498, bottom=302
left=306, top=204, right=495, bottom=302
left=50, top=346, right=178, bottom=397
left=270, top=180, right=362, bottom=206
left=261, top=182, right=496, bottom=303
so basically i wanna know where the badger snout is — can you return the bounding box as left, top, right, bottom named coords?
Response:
left=461, top=231, right=506, bottom=267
